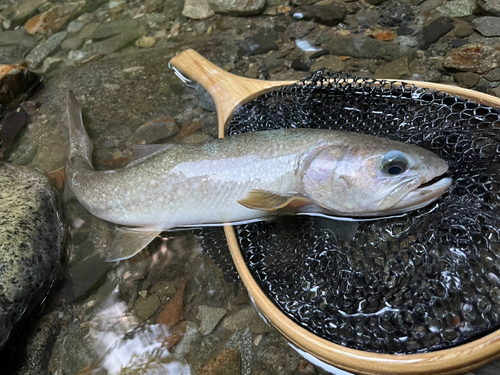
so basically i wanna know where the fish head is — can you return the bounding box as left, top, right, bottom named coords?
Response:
left=301, top=139, right=452, bottom=216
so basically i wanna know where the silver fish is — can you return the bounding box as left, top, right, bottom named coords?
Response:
left=66, top=91, right=452, bottom=261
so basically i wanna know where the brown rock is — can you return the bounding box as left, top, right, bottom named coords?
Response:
left=453, top=72, right=479, bottom=88
left=443, top=44, right=500, bottom=73
left=197, top=349, right=241, bottom=375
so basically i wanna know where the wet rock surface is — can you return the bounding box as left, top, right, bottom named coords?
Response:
left=0, top=0, right=499, bottom=373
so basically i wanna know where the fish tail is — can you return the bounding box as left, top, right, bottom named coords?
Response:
left=67, top=90, right=94, bottom=171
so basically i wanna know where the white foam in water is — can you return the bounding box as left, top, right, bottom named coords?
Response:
left=295, top=39, right=322, bottom=52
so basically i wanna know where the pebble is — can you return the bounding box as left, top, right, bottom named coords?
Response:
left=226, top=328, right=253, bottom=375
left=478, top=0, right=500, bottom=16
left=197, top=349, right=241, bottom=375
left=208, top=0, right=266, bottom=16
left=238, top=31, right=279, bottom=57
left=67, top=20, right=85, bottom=33
left=61, top=36, right=83, bottom=50
left=472, top=17, right=500, bottom=37
left=309, top=55, right=345, bottom=72
left=437, top=0, right=477, bottom=17
left=443, top=43, right=500, bottom=73
left=175, top=321, right=202, bottom=355
left=78, top=22, right=100, bottom=40
left=326, top=36, right=414, bottom=61
left=374, top=56, right=411, bottom=79
left=135, top=36, right=157, bottom=48
left=292, top=4, right=346, bottom=26
left=183, top=0, right=215, bottom=19
left=83, top=28, right=145, bottom=55
left=0, top=29, right=37, bottom=48
left=197, top=305, right=227, bottom=334
left=484, top=68, right=500, bottom=81
left=454, top=20, right=474, bottom=38
left=378, top=0, right=414, bottom=27
left=417, top=17, right=454, bottom=50
left=134, top=294, right=161, bottom=319
left=91, top=19, right=140, bottom=40
left=223, top=307, right=258, bottom=332
left=194, top=334, right=221, bottom=359
left=25, top=32, right=67, bottom=69
left=454, top=72, right=479, bottom=88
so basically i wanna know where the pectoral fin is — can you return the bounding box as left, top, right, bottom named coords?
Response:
left=106, top=227, right=162, bottom=262
left=238, top=189, right=311, bottom=211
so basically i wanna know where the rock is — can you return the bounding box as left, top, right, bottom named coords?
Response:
left=309, top=55, right=345, bottom=72
left=484, top=68, right=500, bottom=81
left=135, top=36, right=157, bottom=48
left=227, top=328, right=253, bottom=375
left=454, top=20, right=474, bottom=38
left=472, top=17, right=500, bottom=37
left=238, top=31, right=279, bottom=57
left=291, top=5, right=346, bottom=26
left=68, top=253, right=110, bottom=300
left=25, top=32, right=67, bottom=69
left=127, top=117, right=180, bottom=145
left=78, top=22, right=100, bottom=40
left=309, top=49, right=330, bottom=59
left=417, top=17, right=454, bottom=50
left=197, top=305, right=227, bottom=334
left=134, top=294, right=161, bottom=320
left=0, top=163, right=62, bottom=348
left=477, top=0, right=500, bottom=16
left=67, top=20, right=85, bottom=33
left=0, top=30, right=38, bottom=48
left=409, top=54, right=442, bottom=82
left=198, top=349, right=241, bottom=375
left=454, top=72, right=479, bottom=88
left=208, top=0, right=266, bottom=16
left=175, top=321, right=202, bottom=355
left=397, top=24, right=415, bottom=35
left=437, top=0, right=477, bottom=17
left=374, top=56, right=411, bottom=79
left=164, top=0, right=185, bottom=20
left=451, top=38, right=469, bottom=47
left=468, top=32, right=500, bottom=46
left=0, top=46, right=26, bottom=64
left=443, top=43, right=500, bottom=73
left=326, top=36, right=415, bottom=61
left=297, top=358, right=317, bottom=374
left=260, top=345, right=300, bottom=374
left=194, top=334, right=221, bottom=359
left=378, top=0, right=414, bottom=27
left=285, top=21, right=316, bottom=40
left=0, top=0, right=46, bottom=27
left=61, top=36, right=83, bottom=50
left=291, top=59, right=310, bottom=71
left=183, top=0, right=215, bottom=19
left=42, top=57, right=75, bottom=74
left=91, top=19, right=140, bottom=40
left=83, top=27, right=145, bottom=55
left=223, top=307, right=258, bottom=332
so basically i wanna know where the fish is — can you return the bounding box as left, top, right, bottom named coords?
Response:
left=65, top=91, right=452, bottom=261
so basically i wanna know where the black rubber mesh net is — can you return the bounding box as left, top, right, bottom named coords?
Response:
left=198, top=69, right=500, bottom=354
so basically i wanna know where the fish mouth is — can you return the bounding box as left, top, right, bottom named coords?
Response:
left=391, top=175, right=453, bottom=212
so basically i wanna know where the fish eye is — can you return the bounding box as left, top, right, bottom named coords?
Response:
left=381, top=151, right=408, bottom=176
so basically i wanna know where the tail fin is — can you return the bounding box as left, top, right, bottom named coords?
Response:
left=67, top=90, right=94, bottom=171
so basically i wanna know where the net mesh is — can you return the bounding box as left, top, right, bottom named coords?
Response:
left=200, top=70, right=500, bottom=354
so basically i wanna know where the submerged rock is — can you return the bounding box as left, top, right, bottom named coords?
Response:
left=208, top=0, right=266, bottom=16
left=437, top=0, right=477, bottom=17
left=443, top=43, right=500, bottom=73
left=183, top=0, right=215, bottom=19
left=472, top=17, right=500, bottom=37
left=0, top=163, right=63, bottom=348
left=477, top=0, right=500, bottom=16
left=417, top=17, right=454, bottom=50
left=292, top=4, right=346, bottom=26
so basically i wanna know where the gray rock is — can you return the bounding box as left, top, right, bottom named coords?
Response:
left=194, top=334, right=221, bottom=359
left=82, top=27, right=145, bottom=55
left=309, top=55, right=345, bottom=72
left=0, top=30, right=37, bottom=48
left=0, top=163, right=62, bottom=348
left=164, top=0, right=185, bottom=20
left=197, top=305, right=227, bottom=334
left=437, top=0, right=477, bottom=17
left=127, top=117, right=180, bottom=145
left=78, top=22, right=100, bottom=40
left=454, top=72, right=479, bottom=88
left=374, top=56, right=411, bottom=79
left=454, top=20, right=474, bottom=38
left=25, top=32, right=68, bottom=69
left=91, top=19, right=140, bottom=40
left=443, top=43, right=500, bottom=73
left=409, top=55, right=442, bottom=82
left=484, top=68, right=500, bottom=81
left=0, top=0, right=45, bottom=26
left=183, top=0, right=215, bottom=19
left=378, top=0, right=414, bottom=27
left=259, top=345, right=300, bottom=374
left=227, top=327, right=253, bottom=375
left=68, top=253, right=109, bottom=300
left=223, top=307, right=258, bottom=332
left=417, top=17, right=454, bottom=50
left=285, top=21, right=316, bottom=39
left=175, top=321, right=202, bottom=355
left=238, top=31, right=279, bottom=57
left=326, top=36, right=415, bottom=61
left=208, top=0, right=266, bottom=15
left=468, top=32, right=500, bottom=46
left=477, top=0, right=500, bottom=16
left=472, top=17, right=500, bottom=37
left=61, top=36, right=83, bottom=50
left=134, top=294, right=161, bottom=319
left=0, top=45, right=27, bottom=64
left=292, top=4, right=346, bottom=26
left=67, top=20, right=85, bottom=33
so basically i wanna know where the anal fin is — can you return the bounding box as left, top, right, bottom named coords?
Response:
left=238, top=189, right=311, bottom=211
left=107, top=227, right=162, bottom=262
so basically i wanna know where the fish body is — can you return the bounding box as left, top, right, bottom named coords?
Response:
left=66, top=91, right=451, bottom=261
left=0, top=162, right=63, bottom=347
